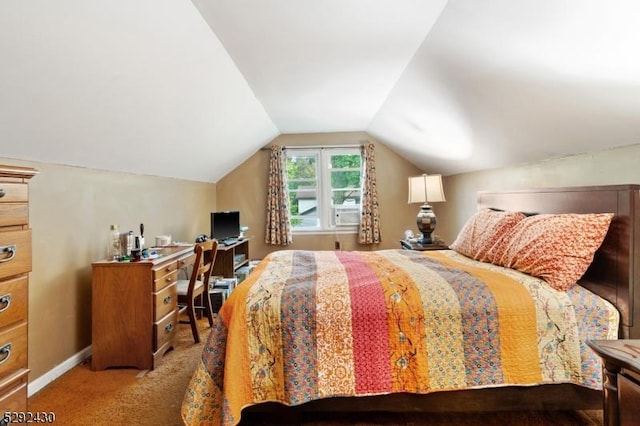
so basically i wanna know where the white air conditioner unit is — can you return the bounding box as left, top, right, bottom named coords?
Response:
left=334, top=206, right=360, bottom=226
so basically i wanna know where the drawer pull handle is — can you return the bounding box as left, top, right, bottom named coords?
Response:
left=0, top=189, right=5, bottom=198
left=165, top=277, right=173, bottom=283
left=0, top=343, right=11, bottom=365
left=163, top=295, right=172, bottom=305
left=165, top=322, right=173, bottom=333
left=0, top=294, right=11, bottom=313
left=0, top=244, right=16, bottom=263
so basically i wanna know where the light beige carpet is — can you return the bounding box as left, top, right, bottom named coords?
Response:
left=29, top=318, right=603, bottom=425
left=29, top=318, right=208, bottom=425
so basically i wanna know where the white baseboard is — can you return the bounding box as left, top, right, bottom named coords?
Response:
left=28, top=345, right=92, bottom=397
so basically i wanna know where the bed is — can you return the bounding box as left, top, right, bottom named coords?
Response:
left=182, top=184, right=640, bottom=426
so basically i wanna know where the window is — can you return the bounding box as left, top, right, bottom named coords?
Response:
left=286, top=147, right=362, bottom=232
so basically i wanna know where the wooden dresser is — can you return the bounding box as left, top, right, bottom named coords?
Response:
left=91, top=245, right=194, bottom=371
left=0, top=165, right=37, bottom=411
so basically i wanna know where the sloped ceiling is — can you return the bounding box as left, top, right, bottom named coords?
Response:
left=1, top=0, right=639, bottom=182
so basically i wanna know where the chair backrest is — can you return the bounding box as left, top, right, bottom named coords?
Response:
left=187, top=239, right=218, bottom=297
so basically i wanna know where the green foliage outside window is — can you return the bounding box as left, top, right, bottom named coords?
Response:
left=286, top=154, right=317, bottom=226
left=286, top=150, right=362, bottom=229
left=330, top=154, right=361, bottom=205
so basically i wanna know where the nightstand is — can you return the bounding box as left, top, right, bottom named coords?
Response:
left=400, top=239, right=449, bottom=251
left=587, top=339, right=640, bottom=426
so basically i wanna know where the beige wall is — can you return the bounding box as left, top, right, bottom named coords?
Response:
left=437, top=143, right=640, bottom=244
left=216, top=132, right=425, bottom=259
left=0, top=157, right=216, bottom=384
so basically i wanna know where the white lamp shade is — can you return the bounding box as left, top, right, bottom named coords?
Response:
left=408, top=174, right=446, bottom=204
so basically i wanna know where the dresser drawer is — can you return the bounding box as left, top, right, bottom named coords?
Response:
left=0, top=183, right=28, bottom=203
left=152, top=260, right=179, bottom=291
left=0, top=183, right=29, bottom=228
left=0, top=369, right=28, bottom=412
left=0, top=205, right=29, bottom=228
left=177, top=253, right=195, bottom=271
left=0, top=230, right=31, bottom=281
left=0, top=276, right=27, bottom=329
left=154, top=309, right=178, bottom=351
left=0, top=323, right=27, bottom=380
left=153, top=261, right=178, bottom=280
left=153, top=269, right=178, bottom=292
left=154, top=282, right=177, bottom=321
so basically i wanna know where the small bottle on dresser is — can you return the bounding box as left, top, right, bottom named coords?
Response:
left=108, top=224, right=121, bottom=260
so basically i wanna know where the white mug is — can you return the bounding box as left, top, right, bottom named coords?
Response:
left=155, top=235, right=171, bottom=246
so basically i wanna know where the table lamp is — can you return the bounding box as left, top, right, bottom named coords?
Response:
left=408, top=174, right=446, bottom=244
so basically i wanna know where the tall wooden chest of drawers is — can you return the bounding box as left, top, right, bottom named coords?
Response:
left=91, top=245, right=194, bottom=371
left=0, top=165, right=38, bottom=411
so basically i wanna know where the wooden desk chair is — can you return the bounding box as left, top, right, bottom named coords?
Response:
left=177, top=239, right=217, bottom=343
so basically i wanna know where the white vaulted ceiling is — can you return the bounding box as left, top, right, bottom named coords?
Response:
left=192, top=0, right=447, bottom=133
left=1, top=0, right=639, bottom=182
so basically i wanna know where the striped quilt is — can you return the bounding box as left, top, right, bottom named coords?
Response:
left=182, top=249, right=619, bottom=426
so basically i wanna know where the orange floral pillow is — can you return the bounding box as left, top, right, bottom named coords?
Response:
left=449, top=208, right=526, bottom=262
left=486, top=213, right=614, bottom=291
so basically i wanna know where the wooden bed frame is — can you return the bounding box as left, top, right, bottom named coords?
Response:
left=478, top=185, right=640, bottom=340
left=242, top=184, right=640, bottom=421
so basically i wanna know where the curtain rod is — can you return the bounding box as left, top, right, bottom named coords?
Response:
left=260, top=144, right=365, bottom=151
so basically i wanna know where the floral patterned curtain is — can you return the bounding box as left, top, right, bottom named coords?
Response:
left=358, top=143, right=382, bottom=244
left=265, top=145, right=292, bottom=245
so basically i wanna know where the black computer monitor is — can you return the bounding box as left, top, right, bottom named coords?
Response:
left=211, top=211, right=240, bottom=242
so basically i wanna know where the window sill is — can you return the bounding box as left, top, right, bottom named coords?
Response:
left=292, top=228, right=358, bottom=236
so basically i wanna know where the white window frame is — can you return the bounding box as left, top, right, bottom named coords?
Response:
left=286, top=147, right=363, bottom=234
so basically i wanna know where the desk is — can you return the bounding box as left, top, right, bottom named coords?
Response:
left=91, top=245, right=194, bottom=371
left=212, top=237, right=252, bottom=278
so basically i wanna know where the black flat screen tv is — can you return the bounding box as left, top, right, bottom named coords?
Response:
left=211, top=211, right=240, bottom=242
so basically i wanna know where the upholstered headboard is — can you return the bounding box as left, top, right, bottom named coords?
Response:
left=477, top=185, right=640, bottom=339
